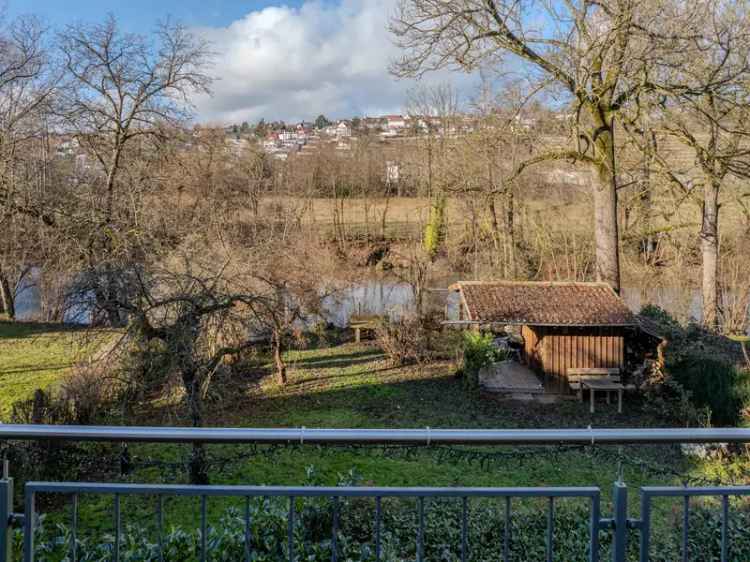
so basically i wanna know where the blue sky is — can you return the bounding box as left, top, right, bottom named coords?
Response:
left=8, top=1, right=310, bottom=29
left=7, top=0, right=478, bottom=123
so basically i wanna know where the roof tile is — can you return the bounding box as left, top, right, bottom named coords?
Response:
left=452, top=281, right=637, bottom=326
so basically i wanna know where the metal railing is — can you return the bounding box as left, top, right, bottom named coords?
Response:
left=0, top=425, right=749, bottom=562
left=21, top=483, right=602, bottom=562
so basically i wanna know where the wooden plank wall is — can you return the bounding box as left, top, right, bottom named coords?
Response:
left=523, top=326, right=625, bottom=393
left=540, top=326, right=625, bottom=377
left=521, top=325, right=542, bottom=371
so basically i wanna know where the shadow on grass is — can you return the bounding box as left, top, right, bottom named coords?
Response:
left=290, top=364, right=400, bottom=387
left=0, top=363, right=74, bottom=376
left=181, top=358, right=663, bottom=433
left=289, top=349, right=384, bottom=370
left=290, top=354, right=385, bottom=370
left=0, top=321, right=85, bottom=340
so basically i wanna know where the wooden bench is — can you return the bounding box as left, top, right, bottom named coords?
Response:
left=349, top=314, right=383, bottom=343
left=567, top=368, right=624, bottom=414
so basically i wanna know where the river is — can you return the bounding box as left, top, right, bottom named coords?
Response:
left=15, top=276, right=739, bottom=329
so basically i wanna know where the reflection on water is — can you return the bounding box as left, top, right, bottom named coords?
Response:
left=14, top=275, right=747, bottom=332
left=620, top=287, right=704, bottom=325
left=322, top=282, right=416, bottom=327
left=326, top=284, right=720, bottom=327
left=14, top=270, right=91, bottom=324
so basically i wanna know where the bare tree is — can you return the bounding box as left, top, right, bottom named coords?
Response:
left=391, top=0, right=718, bottom=293
left=406, top=83, right=460, bottom=259
left=623, top=0, right=750, bottom=329
left=0, top=14, right=56, bottom=318
left=56, top=15, right=211, bottom=324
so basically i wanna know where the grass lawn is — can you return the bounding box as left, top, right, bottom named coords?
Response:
left=3, top=328, right=738, bottom=544
left=0, top=321, right=114, bottom=416
left=98, top=341, right=705, bottom=531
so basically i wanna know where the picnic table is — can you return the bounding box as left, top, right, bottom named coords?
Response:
left=581, top=377, right=624, bottom=414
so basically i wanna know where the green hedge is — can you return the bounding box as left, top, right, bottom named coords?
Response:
left=671, top=352, right=746, bottom=426
left=24, top=498, right=750, bottom=561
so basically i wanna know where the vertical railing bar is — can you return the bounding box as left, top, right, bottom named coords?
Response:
left=639, top=494, right=651, bottom=562
left=613, top=481, right=628, bottom=562
left=332, top=496, right=339, bottom=562
left=589, top=494, right=600, bottom=562
left=503, top=496, right=511, bottom=562
left=71, top=493, right=79, bottom=562
left=0, top=465, right=12, bottom=562
left=200, top=495, right=207, bottom=562
left=720, top=495, right=729, bottom=562
left=288, top=496, right=295, bottom=562
left=460, top=496, right=468, bottom=562
left=114, top=494, right=121, bottom=562
left=23, top=491, right=35, bottom=562
left=417, top=496, right=425, bottom=562
left=244, top=496, right=252, bottom=562
left=375, top=496, right=382, bottom=562
left=157, top=495, right=164, bottom=562
left=546, top=496, right=555, bottom=562
left=682, top=495, right=689, bottom=562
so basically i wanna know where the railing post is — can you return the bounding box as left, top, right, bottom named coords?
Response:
left=612, top=481, right=628, bottom=562
left=0, top=460, right=13, bottom=562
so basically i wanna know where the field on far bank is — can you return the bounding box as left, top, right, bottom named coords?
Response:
left=257, top=194, right=748, bottom=237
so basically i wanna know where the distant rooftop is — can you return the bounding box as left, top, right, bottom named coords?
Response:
left=450, top=281, right=638, bottom=327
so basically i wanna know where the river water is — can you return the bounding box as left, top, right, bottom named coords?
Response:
left=15, top=276, right=731, bottom=329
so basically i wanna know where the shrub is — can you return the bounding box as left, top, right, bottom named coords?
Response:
left=22, top=492, right=750, bottom=561
left=461, top=331, right=509, bottom=390
left=670, top=352, right=744, bottom=426
left=375, top=317, right=430, bottom=366
left=60, top=362, right=120, bottom=424
left=639, top=306, right=750, bottom=425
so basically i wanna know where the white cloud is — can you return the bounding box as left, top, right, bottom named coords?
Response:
left=191, top=0, right=479, bottom=124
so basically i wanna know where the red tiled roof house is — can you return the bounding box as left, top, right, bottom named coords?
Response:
left=449, top=281, right=639, bottom=393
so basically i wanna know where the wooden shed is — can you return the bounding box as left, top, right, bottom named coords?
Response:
left=449, top=281, right=639, bottom=393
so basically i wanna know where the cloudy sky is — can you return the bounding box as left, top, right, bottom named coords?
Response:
left=11, top=0, right=480, bottom=123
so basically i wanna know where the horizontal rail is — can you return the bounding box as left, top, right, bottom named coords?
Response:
left=637, top=486, right=750, bottom=562
left=640, top=486, right=750, bottom=498
left=26, top=482, right=601, bottom=498
left=1, top=424, right=750, bottom=445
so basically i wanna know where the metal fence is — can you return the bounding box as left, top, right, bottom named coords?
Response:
left=1, top=425, right=749, bottom=562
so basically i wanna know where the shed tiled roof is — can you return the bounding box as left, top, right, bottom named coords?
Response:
left=450, top=281, right=638, bottom=326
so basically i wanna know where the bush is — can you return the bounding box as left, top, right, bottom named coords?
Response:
left=375, top=317, right=430, bottom=366
left=461, top=331, right=509, bottom=390
left=671, top=352, right=745, bottom=426
left=23, top=490, right=750, bottom=561
left=60, top=362, right=120, bottom=424
left=639, top=306, right=750, bottom=425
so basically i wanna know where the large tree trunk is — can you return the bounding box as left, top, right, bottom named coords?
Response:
left=0, top=272, right=15, bottom=320
left=182, top=369, right=209, bottom=485
left=591, top=128, right=622, bottom=293
left=701, top=179, right=720, bottom=331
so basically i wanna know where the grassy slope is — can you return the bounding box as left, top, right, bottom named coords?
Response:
left=206, top=343, right=687, bottom=488
left=0, top=325, right=724, bottom=534
left=109, top=343, right=694, bottom=530
left=14, top=336, right=729, bottom=540
left=0, top=321, right=111, bottom=416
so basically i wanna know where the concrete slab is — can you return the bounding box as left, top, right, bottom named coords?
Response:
left=479, top=361, right=544, bottom=394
